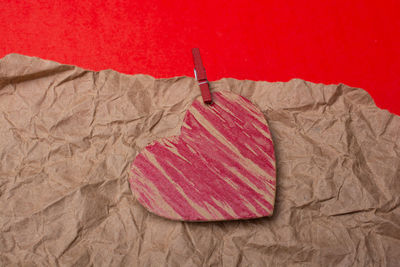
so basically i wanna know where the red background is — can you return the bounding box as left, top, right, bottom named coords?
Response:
left=1, top=1, right=399, bottom=115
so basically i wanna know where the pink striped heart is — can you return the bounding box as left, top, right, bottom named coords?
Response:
left=130, top=91, right=276, bottom=221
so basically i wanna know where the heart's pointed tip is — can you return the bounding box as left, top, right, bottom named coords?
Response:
left=136, top=198, right=276, bottom=222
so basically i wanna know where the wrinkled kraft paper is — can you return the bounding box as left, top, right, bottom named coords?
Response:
left=0, top=54, right=399, bottom=267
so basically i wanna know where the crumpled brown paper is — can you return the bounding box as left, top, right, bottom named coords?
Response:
left=0, top=53, right=399, bottom=266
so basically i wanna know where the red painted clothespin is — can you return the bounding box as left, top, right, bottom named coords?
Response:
left=192, top=48, right=212, bottom=104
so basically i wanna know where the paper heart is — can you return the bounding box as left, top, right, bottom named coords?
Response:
left=130, top=91, right=276, bottom=221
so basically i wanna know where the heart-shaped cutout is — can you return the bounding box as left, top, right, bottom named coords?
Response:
left=130, top=91, right=276, bottom=221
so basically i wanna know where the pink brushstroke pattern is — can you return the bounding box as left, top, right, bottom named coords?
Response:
left=130, top=91, right=276, bottom=221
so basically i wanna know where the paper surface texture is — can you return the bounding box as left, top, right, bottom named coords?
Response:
left=0, top=54, right=399, bottom=266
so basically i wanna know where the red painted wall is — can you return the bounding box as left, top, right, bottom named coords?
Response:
left=1, top=1, right=399, bottom=115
